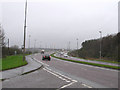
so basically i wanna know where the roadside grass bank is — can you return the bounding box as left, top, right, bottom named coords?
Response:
left=71, top=56, right=119, bottom=64
left=51, top=53, right=120, bottom=70
left=0, top=55, right=28, bottom=71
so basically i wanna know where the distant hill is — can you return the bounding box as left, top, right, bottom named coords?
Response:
left=69, top=32, right=120, bottom=61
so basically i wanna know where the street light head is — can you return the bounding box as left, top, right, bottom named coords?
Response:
left=99, top=31, right=102, bottom=33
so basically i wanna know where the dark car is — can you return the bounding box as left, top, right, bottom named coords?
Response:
left=42, top=54, right=51, bottom=61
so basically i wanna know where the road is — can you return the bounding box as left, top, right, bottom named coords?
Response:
left=2, top=52, right=119, bottom=89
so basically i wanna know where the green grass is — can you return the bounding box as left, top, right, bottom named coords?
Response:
left=51, top=53, right=120, bottom=70
left=74, top=56, right=119, bottom=64
left=0, top=55, right=28, bottom=71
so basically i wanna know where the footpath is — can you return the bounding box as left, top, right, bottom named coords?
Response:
left=0, top=55, right=42, bottom=80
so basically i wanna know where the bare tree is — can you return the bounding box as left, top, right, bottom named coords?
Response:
left=11, top=45, right=19, bottom=49
left=0, top=24, right=5, bottom=47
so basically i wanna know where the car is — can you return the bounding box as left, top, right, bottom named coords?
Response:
left=64, top=54, right=68, bottom=57
left=42, top=54, right=51, bottom=61
left=41, top=50, right=45, bottom=54
left=60, top=52, right=64, bottom=55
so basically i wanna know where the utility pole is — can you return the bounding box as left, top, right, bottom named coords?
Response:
left=28, top=35, right=31, bottom=54
left=99, top=31, right=102, bottom=60
left=76, top=38, right=78, bottom=50
left=28, top=35, right=31, bottom=49
left=8, top=39, right=9, bottom=55
left=34, top=40, right=36, bottom=53
left=23, top=0, right=27, bottom=61
left=68, top=41, right=70, bottom=50
left=39, top=42, right=41, bottom=49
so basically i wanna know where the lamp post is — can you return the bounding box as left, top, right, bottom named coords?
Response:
left=76, top=38, right=78, bottom=50
left=28, top=35, right=31, bottom=54
left=99, top=31, right=102, bottom=60
left=28, top=35, right=31, bottom=49
left=23, top=0, right=27, bottom=61
left=39, top=41, right=42, bottom=49
left=34, top=40, right=36, bottom=53
left=69, top=41, right=70, bottom=50
left=8, top=38, right=9, bottom=55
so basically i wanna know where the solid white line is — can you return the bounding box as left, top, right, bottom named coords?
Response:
left=43, top=68, right=70, bottom=83
left=45, top=67, right=72, bottom=80
left=81, top=83, right=92, bottom=88
left=34, top=58, right=49, bottom=67
left=43, top=67, right=80, bottom=88
left=60, top=82, right=75, bottom=88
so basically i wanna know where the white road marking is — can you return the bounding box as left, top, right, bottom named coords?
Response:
left=43, top=67, right=79, bottom=88
left=81, top=83, right=92, bottom=88
left=34, top=58, right=49, bottom=67
left=45, top=67, right=72, bottom=80
left=43, top=68, right=70, bottom=83
left=72, top=80, right=77, bottom=82
left=45, top=67, right=73, bottom=80
left=60, top=82, right=75, bottom=88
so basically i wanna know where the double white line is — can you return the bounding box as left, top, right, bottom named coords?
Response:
left=43, top=67, right=77, bottom=89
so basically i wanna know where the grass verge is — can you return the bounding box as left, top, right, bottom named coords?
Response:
left=74, top=56, right=119, bottom=64
left=51, top=53, right=120, bottom=70
left=0, top=55, right=28, bottom=71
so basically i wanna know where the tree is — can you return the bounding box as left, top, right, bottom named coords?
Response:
left=0, top=24, right=5, bottom=47
left=69, top=32, right=120, bottom=61
left=0, top=24, right=6, bottom=58
left=11, top=45, right=19, bottom=49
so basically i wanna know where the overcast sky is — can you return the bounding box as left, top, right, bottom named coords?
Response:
left=1, top=0, right=119, bottom=49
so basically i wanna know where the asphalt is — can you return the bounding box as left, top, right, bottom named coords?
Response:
left=2, top=69, right=69, bottom=88
left=34, top=53, right=119, bottom=88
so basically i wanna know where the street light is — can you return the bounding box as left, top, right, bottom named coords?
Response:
left=39, top=41, right=42, bottom=49
left=28, top=35, right=31, bottom=49
left=23, top=0, right=27, bottom=61
left=76, top=38, right=78, bottom=50
left=8, top=38, right=9, bottom=55
left=28, top=35, right=31, bottom=54
left=34, top=40, right=36, bottom=53
left=68, top=41, right=70, bottom=50
left=99, top=31, right=102, bottom=60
